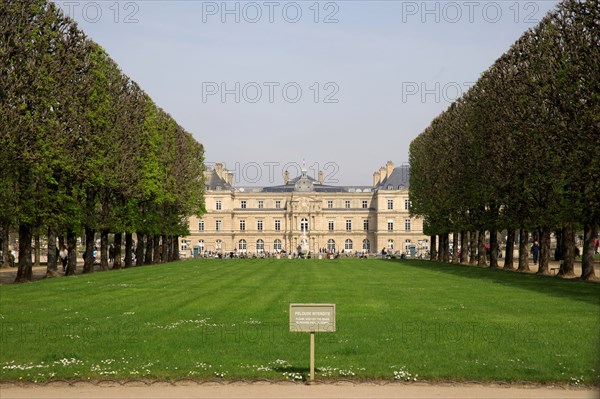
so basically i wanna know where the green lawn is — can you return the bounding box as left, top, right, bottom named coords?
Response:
left=1, top=258, right=598, bottom=384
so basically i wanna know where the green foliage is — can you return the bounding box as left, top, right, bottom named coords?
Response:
left=409, top=0, right=599, bottom=236
left=0, top=0, right=205, bottom=243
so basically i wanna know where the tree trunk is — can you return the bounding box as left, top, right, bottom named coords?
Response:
left=162, top=234, right=169, bottom=262
left=34, top=233, right=41, bottom=267
left=100, top=230, right=109, bottom=271
left=173, top=236, right=180, bottom=261
left=452, top=232, right=459, bottom=263
left=65, top=229, right=78, bottom=276
left=124, top=232, right=133, bottom=267
left=517, top=229, right=530, bottom=272
left=581, top=224, right=598, bottom=281
left=437, top=234, right=443, bottom=262
left=145, top=235, right=153, bottom=265
left=442, top=233, right=450, bottom=263
left=15, top=223, right=33, bottom=282
left=537, top=228, right=551, bottom=275
left=135, top=232, right=145, bottom=266
left=489, top=229, right=499, bottom=269
left=503, top=229, right=515, bottom=270
left=46, top=227, right=58, bottom=277
left=113, top=233, right=122, bottom=269
left=460, top=231, right=468, bottom=264
left=83, top=227, right=95, bottom=273
left=477, top=229, right=487, bottom=267
left=163, top=236, right=172, bottom=262
left=469, top=230, right=478, bottom=264
left=1, top=224, right=9, bottom=269
left=153, top=235, right=160, bottom=264
left=430, top=235, right=437, bottom=261
left=554, top=229, right=563, bottom=261
left=558, top=223, right=575, bottom=278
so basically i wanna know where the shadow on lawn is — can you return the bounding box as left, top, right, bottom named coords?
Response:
left=385, top=259, right=600, bottom=306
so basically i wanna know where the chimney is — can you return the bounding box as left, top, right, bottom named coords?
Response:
left=284, top=170, right=289, bottom=184
left=379, top=167, right=387, bottom=184
left=386, top=161, right=394, bottom=178
left=227, top=172, right=234, bottom=185
left=318, top=170, right=324, bottom=184
left=373, top=172, right=380, bottom=186
left=215, top=162, right=223, bottom=178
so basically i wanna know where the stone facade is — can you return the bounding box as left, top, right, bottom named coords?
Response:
left=182, top=161, right=429, bottom=257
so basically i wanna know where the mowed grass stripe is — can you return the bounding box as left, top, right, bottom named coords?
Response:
left=0, top=258, right=598, bottom=383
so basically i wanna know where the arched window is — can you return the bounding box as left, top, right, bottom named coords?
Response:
left=256, top=239, right=264, bottom=252
left=327, top=239, right=336, bottom=252
left=300, top=218, right=309, bottom=233
left=387, top=239, right=394, bottom=250
left=362, top=239, right=370, bottom=252
left=198, top=240, right=204, bottom=253
left=345, top=239, right=353, bottom=251
left=274, top=239, right=282, bottom=252
left=238, top=239, right=247, bottom=252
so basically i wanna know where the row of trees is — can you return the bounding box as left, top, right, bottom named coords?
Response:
left=0, top=1, right=206, bottom=281
left=409, top=0, right=598, bottom=280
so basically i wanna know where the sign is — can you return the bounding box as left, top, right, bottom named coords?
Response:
left=289, top=303, right=336, bottom=333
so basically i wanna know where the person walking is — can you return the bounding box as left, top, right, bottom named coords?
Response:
left=59, top=245, right=68, bottom=272
left=531, top=241, right=540, bottom=265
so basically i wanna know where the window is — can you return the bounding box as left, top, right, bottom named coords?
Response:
left=345, top=219, right=352, bottom=232
left=275, top=219, right=281, bottom=231
left=257, top=220, right=263, bottom=231
left=327, top=239, right=336, bottom=252
left=300, top=218, right=309, bottom=232
left=215, top=239, right=222, bottom=250
left=241, top=200, right=247, bottom=209
left=240, top=220, right=246, bottom=231
left=327, top=200, right=333, bottom=209
left=181, top=239, right=188, bottom=251
left=198, top=240, right=204, bottom=252
left=256, top=239, right=264, bottom=252
left=215, top=220, right=222, bottom=231
left=388, top=221, right=394, bottom=232
left=198, top=220, right=204, bottom=231
left=258, top=200, right=264, bottom=209
left=362, top=239, right=370, bottom=252
left=387, top=199, right=394, bottom=210
left=405, top=239, right=412, bottom=251
left=238, top=239, right=247, bottom=252
left=363, top=219, right=369, bottom=231
left=215, top=200, right=222, bottom=210
left=328, top=220, right=334, bottom=232
left=404, top=199, right=410, bottom=210
left=405, top=219, right=411, bottom=231
left=345, top=239, right=353, bottom=251
left=274, top=239, right=282, bottom=251
left=388, top=239, right=394, bottom=250
left=275, top=200, right=281, bottom=209
left=345, top=200, right=351, bottom=209
left=362, top=200, right=368, bottom=209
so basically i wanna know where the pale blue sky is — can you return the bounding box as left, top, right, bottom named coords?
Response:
left=56, top=0, right=560, bottom=185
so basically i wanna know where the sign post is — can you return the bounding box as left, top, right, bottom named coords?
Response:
left=289, top=303, right=336, bottom=382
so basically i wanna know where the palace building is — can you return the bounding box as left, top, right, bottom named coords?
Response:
left=182, top=161, right=429, bottom=257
